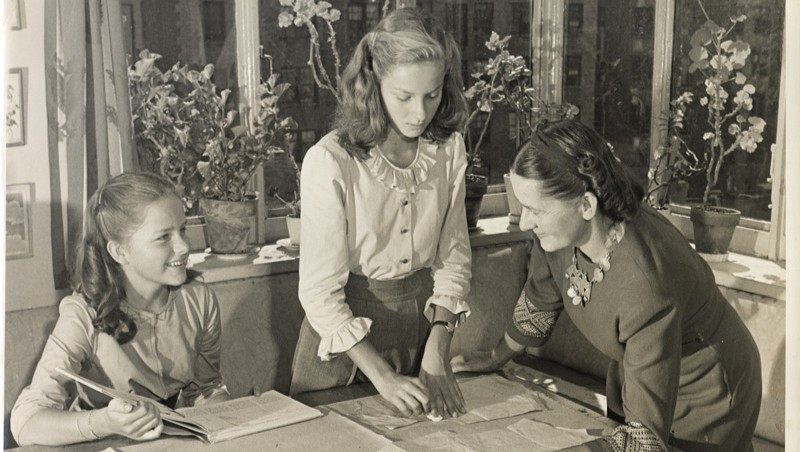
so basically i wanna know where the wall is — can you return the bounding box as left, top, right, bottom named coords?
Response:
left=4, top=0, right=65, bottom=312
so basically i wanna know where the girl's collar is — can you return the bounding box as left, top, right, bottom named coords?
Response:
left=366, top=137, right=438, bottom=194
left=122, top=287, right=177, bottom=320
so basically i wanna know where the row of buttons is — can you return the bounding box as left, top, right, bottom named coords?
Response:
left=400, top=197, right=410, bottom=264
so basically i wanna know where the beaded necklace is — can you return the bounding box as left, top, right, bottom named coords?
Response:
left=564, top=224, right=622, bottom=307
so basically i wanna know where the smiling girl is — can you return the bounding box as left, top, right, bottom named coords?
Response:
left=11, top=172, right=231, bottom=446
left=290, top=8, right=471, bottom=421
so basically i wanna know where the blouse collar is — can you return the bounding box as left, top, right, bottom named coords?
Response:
left=365, top=137, right=438, bottom=194
left=121, top=288, right=177, bottom=322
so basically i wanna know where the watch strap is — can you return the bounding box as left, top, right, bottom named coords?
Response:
left=431, top=319, right=456, bottom=334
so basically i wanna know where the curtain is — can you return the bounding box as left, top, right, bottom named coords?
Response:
left=44, top=0, right=136, bottom=289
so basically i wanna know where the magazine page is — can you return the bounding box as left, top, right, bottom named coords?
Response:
left=173, top=391, right=323, bottom=443
left=55, top=367, right=173, bottom=415
left=57, top=367, right=323, bottom=443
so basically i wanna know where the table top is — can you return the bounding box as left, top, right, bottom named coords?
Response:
left=13, top=364, right=617, bottom=452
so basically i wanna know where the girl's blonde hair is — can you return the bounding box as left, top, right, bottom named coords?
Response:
left=333, top=8, right=468, bottom=159
left=71, top=172, right=182, bottom=344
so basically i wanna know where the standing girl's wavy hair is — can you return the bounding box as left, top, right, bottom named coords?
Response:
left=333, top=8, right=468, bottom=159
left=512, top=120, right=645, bottom=224
left=71, top=172, right=182, bottom=344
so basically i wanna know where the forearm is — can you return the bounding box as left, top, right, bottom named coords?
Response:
left=493, top=333, right=525, bottom=366
left=345, top=339, right=395, bottom=383
left=16, top=408, right=108, bottom=446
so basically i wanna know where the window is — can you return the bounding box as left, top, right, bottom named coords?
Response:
left=127, top=0, right=238, bottom=218
left=472, top=3, right=494, bottom=48
left=512, top=2, right=531, bottom=35
left=444, top=3, right=468, bottom=48
left=564, top=55, right=582, bottom=87
left=564, top=0, right=653, bottom=185
left=567, top=3, right=583, bottom=34
left=127, top=0, right=784, bottom=258
left=671, top=0, right=783, bottom=223
left=632, top=6, right=654, bottom=40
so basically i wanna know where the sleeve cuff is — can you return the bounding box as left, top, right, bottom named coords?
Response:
left=424, top=295, right=470, bottom=324
left=317, top=317, right=373, bottom=361
left=505, top=289, right=559, bottom=348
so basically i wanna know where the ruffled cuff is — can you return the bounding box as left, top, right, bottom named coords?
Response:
left=424, top=295, right=470, bottom=324
left=318, top=317, right=373, bottom=361
left=506, top=289, right=559, bottom=348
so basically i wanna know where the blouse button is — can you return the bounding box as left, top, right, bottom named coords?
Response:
left=400, top=258, right=409, bottom=264
left=400, top=227, right=409, bottom=233
left=401, top=198, right=409, bottom=206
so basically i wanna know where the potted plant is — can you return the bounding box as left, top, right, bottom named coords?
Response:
left=463, top=32, right=578, bottom=226
left=129, top=50, right=296, bottom=254
left=647, top=92, right=702, bottom=211
left=671, top=5, right=766, bottom=257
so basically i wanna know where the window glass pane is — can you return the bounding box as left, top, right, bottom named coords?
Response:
left=125, top=0, right=238, bottom=213
left=563, top=0, right=655, bottom=187
left=671, top=0, right=783, bottom=220
left=434, top=0, right=532, bottom=185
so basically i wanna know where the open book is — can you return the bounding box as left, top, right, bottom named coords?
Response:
left=56, top=367, right=323, bottom=443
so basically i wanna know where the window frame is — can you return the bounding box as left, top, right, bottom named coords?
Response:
left=229, top=0, right=784, bottom=259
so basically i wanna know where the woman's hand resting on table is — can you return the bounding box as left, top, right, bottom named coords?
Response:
left=97, top=398, right=163, bottom=441
left=451, top=332, right=525, bottom=374
left=420, top=326, right=466, bottom=419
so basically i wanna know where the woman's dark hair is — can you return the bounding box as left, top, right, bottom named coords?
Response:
left=511, top=120, right=645, bottom=223
left=71, top=172, right=182, bottom=344
left=333, top=7, right=468, bottom=159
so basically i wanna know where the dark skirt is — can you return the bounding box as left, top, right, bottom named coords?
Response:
left=289, top=271, right=433, bottom=396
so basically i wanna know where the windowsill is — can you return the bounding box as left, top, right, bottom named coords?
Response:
left=704, top=251, right=786, bottom=301
left=188, top=215, right=786, bottom=302
left=188, top=216, right=530, bottom=284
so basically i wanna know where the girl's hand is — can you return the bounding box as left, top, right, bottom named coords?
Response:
left=102, top=398, right=163, bottom=441
left=420, top=329, right=465, bottom=418
left=372, top=371, right=430, bottom=417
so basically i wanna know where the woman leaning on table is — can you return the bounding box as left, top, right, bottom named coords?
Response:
left=452, top=120, right=761, bottom=452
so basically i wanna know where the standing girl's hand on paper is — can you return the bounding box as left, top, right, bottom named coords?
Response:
left=101, top=398, right=163, bottom=441
left=420, top=326, right=465, bottom=419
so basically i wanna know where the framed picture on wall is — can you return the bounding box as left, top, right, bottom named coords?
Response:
left=5, top=0, right=24, bottom=30
left=6, top=183, right=34, bottom=260
left=6, top=68, right=27, bottom=147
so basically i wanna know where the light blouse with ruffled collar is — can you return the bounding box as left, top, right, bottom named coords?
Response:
left=298, top=131, right=472, bottom=360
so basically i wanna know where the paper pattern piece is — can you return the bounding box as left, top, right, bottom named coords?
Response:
left=507, top=418, right=603, bottom=450
left=457, top=392, right=553, bottom=424
left=395, top=418, right=601, bottom=452
left=342, top=396, right=423, bottom=430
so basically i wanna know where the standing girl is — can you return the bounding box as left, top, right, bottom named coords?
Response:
left=11, top=172, right=230, bottom=446
left=290, top=8, right=471, bottom=420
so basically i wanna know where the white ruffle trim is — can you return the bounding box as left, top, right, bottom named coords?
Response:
left=365, top=139, right=439, bottom=194
left=318, top=316, right=373, bottom=361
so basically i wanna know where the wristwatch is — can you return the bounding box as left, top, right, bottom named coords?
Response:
left=431, top=319, right=456, bottom=335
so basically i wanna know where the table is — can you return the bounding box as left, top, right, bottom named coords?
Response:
left=13, top=364, right=617, bottom=451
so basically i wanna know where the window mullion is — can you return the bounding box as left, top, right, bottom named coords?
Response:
left=650, top=0, right=675, bottom=164
left=235, top=0, right=267, bottom=243
left=530, top=0, right=565, bottom=122
left=769, top=37, right=787, bottom=261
